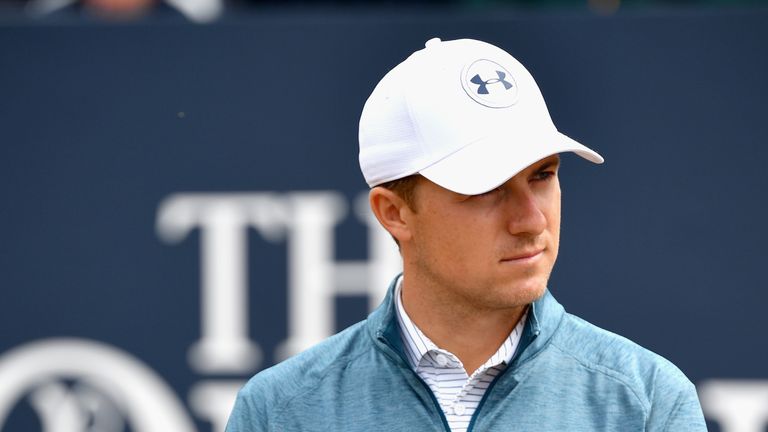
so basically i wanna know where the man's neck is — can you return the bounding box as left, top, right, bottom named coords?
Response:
left=399, top=275, right=528, bottom=375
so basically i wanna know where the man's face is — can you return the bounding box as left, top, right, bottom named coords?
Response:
left=402, top=155, right=561, bottom=311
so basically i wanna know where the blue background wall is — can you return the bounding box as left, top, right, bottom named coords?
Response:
left=1, top=8, right=766, bottom=430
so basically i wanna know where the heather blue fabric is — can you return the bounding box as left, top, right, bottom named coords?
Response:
left=226, top=278, right=706, bottom=431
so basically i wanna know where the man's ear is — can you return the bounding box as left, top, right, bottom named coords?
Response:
left=369, top=187, right=413, bottom=244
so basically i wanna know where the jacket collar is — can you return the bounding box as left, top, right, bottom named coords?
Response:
left=367, top=275, right=566, bottom=368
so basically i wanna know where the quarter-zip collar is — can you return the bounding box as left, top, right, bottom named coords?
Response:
left=368, top=275, right=566, bottom=370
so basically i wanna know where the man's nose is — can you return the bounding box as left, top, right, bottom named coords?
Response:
left=504, top=186, right=548, bottom=236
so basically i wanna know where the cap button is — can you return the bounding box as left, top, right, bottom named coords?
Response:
left=425, top=37, right=442, bottom=48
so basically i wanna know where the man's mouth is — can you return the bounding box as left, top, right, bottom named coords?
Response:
left=500, top=249, right=545, bottom=263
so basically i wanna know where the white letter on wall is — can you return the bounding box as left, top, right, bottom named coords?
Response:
left=157, top=194, right=288, bottom=374
left=275, top=192, right=401, bottom=360
left=699, top=380, right=768, bottom=432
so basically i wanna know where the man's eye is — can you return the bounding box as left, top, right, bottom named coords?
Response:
left=533, top=171, right=555, bottom=182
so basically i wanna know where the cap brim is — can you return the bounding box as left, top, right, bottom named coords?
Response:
left=418, top=131, right=604, bottom=195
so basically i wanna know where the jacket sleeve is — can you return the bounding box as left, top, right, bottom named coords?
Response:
left=661, top=382, right=707, bottom=432
left=647, top=376, right=707, bottom=431
left=225, top=384, right=270, bottom=432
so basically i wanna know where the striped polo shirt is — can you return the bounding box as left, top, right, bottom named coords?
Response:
left=394, top=277, right=528, bottom=432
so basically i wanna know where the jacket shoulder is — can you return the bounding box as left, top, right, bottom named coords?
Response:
left=549, top=312, right=704, bottom=429
left=553, top=312, right=693, bottom=391
left=226, top=320, right=372, bottom=431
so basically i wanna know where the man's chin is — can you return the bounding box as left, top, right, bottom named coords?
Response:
left=514, top=282, right=548, bottom=305
left=484, top=280, right=547, bottom=310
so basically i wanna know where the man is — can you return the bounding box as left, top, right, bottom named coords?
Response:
left=226, top=38, right=706, bottom=431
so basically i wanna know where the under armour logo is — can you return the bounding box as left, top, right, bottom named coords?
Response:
left=470, top=71, right=513, bottom=95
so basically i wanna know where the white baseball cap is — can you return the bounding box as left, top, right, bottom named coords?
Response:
left=358, top=37, right=604, bottom=195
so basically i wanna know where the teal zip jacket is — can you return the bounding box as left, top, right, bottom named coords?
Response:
left=226, top=279, right=706, bottom=431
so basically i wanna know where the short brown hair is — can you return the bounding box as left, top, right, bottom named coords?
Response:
left=378, top=174, right=420, bottom=212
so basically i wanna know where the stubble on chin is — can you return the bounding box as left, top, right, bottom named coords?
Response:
left=491, top=280, right=547, bottom=310
left=487, top=262, right=553, bottom=310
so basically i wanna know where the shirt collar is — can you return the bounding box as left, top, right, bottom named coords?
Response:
left=393, top=275, right=528, bottom=372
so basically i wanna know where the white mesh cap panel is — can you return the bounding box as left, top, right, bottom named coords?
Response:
left=359, top=60, right=427, bottom=187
